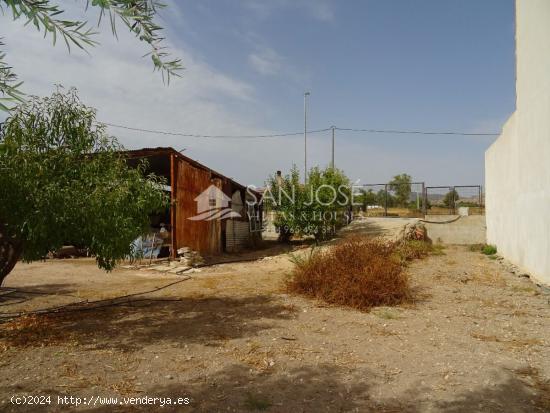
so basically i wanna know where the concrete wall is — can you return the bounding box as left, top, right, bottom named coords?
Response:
left=424, top=215, right=486, bottom=245
left=485, top=0, right=550, bottom=284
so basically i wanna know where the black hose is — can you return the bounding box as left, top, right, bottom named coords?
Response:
left=419, top=215, right=462, bottom=225
left=0, top=276, right=191, bottom=321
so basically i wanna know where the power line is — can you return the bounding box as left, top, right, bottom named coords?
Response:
left=334, top=127, right=499, bottom=136
left=99, top=121, right=500, bottom=139
left=2, top=119, right=500, bottom=139
left=99, top=121, right=332, bottom=139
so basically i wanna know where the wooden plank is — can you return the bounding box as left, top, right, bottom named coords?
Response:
left=176, top=159, right=219, bottom=255
left=170, top=153, right=177, bottom=259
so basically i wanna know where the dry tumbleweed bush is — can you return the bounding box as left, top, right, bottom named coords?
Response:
left=287, top=237, right=414, bottom=311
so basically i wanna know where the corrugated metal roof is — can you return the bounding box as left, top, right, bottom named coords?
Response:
left=120, top=147, right=260, bottom=196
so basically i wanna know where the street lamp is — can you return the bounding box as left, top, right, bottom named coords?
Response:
left=304, top=91, right=310, bottom=184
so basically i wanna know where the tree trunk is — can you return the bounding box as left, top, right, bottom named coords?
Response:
left=0, top=229, right=22, bottom=287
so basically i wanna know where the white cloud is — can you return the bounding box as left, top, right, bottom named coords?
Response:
left=304, top=1, right=334, bottom=22
left=237, top=30, right=310, bottom=85
left=248, top=47, right=283, bottom=76
left=6, top=2, right=472, bottom=188
left=243, top=0, right=334, bottom=22
left=0, top=9, right=332, bottom=186
left=0, top=10, right=293, bottom=185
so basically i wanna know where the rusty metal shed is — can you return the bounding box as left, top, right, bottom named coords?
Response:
left=122, top=147, right=262, bottom=258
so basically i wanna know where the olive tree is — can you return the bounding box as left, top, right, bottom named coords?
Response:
left=389, top=173, right=412, bottom=207
left=0, top=88, right=168, bottom=285
left=0, top=0, right=182, bottom=111
left=442, top=188, right=459, bottom=208
left=265, top=166, right=351, bottom=242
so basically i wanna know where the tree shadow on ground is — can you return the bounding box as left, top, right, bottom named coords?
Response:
left=207, top=240, right=298, bottom=264
left=70, top=364, right=550, bottom=413
left=433, top=367, right=550, bottom=413
left=0, top=283, right=81, bottom=307
left=3, top=363, right=548, bottom=413
left=73, top=363, right=383, bottom=413
left=0, top=295, right=297, bottom=351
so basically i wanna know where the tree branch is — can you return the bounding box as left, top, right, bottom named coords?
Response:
left=0, top=0, right=182, bottom=111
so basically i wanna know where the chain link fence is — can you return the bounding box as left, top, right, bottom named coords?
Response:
left=356, top=182, right=426, bottom=218
left=355, top=183, right=484, bottom=217
left=424, top=185, right=484, bottom=215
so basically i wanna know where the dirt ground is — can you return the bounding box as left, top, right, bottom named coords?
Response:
left=1, top=221, right=550, bottom=412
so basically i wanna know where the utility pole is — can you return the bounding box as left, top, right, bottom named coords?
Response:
left=331, top=126, right=335, bottom=169
left=304, top=91, right=310, bottom=184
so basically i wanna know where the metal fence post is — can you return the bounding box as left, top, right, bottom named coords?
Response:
left=384, top=184, right=388, bottom=217
left=450, top=186, right=455, bottom=215
left=422, top=182, right=426, bottom=216
left=478, top=185, right=483, bottom=214
left=479, top=186, right=482, bottom=213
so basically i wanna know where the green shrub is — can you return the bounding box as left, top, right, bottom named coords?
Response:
left=264, top=166, right=351, bottom=242
left=482, top=244, right=497, bottom=255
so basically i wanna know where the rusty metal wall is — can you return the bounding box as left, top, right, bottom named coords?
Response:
left=175, top=158, right=222, bottom=255
left=123, top=148, right=260, bottom=257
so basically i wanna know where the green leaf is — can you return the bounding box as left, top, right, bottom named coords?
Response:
left=0, top=88, right=169, bottom=269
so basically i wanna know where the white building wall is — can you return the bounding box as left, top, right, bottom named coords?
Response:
left=485, top=0, right=550, bottom=284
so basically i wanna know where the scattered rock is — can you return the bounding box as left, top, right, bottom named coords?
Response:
left=397, top=222, right=429, bottom=242
left=457, top=274, right=472, bottom=284
left=178, top=248, right=205, bottom=267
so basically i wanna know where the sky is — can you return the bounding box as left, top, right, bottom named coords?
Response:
left=1, top=0, right=516, bottom=187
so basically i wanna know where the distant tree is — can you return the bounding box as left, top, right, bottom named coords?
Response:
left=356, top=189, right=377, bottom=210
left=0, top=0, right=182, bottom=111
left=389, top=173, right=412, bottom=207
left=442, top=189, right=459, bottom=208
left=376, top=189, right=396, bottom=208
left=0, top=88, right=168, bottom=285
left=425, top=198, right=432, bottom=210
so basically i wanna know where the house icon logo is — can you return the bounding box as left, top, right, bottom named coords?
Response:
left=188, top=185, right=242, bottom=221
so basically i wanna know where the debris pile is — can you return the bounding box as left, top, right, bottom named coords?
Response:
left=49, top=246, right=88, bottom=259
left=177, top=247, right=205, bottom=267
left=120, top=246, right=206, bottom=275
left=397, top=222, right=429, bottom=242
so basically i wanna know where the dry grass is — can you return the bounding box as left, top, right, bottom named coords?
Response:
left=471, top=271, right=508, bottom=287
left=470, top=332, right=542, bottom=349
left=243, top=393, right=272, bottom=411
left=287, top=237, right=413, bottom=311
left=0, top=314, right=80, bottom=350
left=372, top=308, right=401, bottom=320
left=395, top=239, right=437, bottom=262
left=232, top=341, right=276, bottom=372
left=515, top=366, right=550, bottom=411
left=511, top=284, right=539, bottom=295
